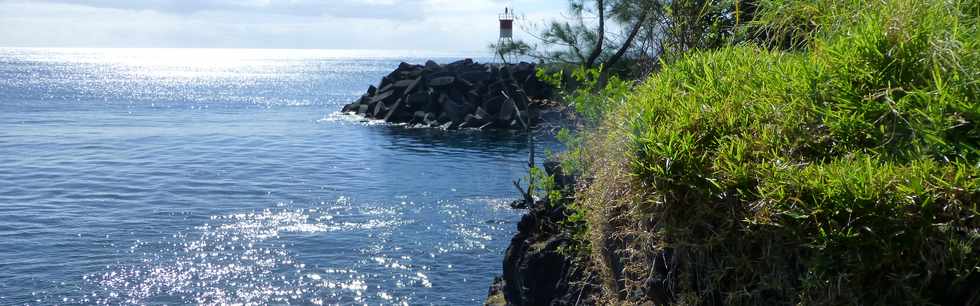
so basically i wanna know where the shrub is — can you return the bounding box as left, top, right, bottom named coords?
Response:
left=538, top=65, right=634, bottom=126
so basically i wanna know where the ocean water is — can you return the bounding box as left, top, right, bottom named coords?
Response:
left=0, top=48, right=553, bottom=305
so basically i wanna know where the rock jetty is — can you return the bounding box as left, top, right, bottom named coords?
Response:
left=342, top=59, right=552, bottom=130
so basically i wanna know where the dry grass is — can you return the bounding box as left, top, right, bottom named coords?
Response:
left=570, top=107, right=669, bottom=305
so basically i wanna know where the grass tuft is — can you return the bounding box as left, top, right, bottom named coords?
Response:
left=563, top=0, right=980, bottom=304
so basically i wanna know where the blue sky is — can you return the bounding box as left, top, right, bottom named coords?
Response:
left=0, top=0, right=565, bottom=51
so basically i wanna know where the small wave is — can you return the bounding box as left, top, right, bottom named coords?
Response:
left=317, top=111, right=389, bottom=126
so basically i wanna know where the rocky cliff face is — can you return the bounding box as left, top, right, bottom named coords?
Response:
left=342, top=59, right=552, bottom=130
left=486, top=161, right=600, bottom=306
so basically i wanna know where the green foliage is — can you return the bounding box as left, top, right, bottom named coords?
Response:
left=535, top=64, right=636, bottom=264
left=569, top=0, right=980, bottom=304
left=748, top=0, right=837, bottom=50
left=533, top=0, right=658, bottom=68
left=541, top=66, right=634, bottom=125
left=556, top=202, right=593, bottom=258
left=528, top=166, right=562, bottom=206
left=555, top=128, right=585, bottom=175
left=571, top=67, right=633, bottom=124
left=535, top=66, right=565, bottom=93
left=525, top=154, right=592, bottom=258
left=660, top=0, right=744, bottom=55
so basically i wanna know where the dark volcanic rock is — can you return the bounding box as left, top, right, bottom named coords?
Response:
left=440, top=93, right=469, bottom=124
left=488, top=161, right=598, bottom=306
left=370, top=90, right=395, bottom=105
left=341, top=59, right=552, bottom=130
left=429, top=76, right=456, bottom=87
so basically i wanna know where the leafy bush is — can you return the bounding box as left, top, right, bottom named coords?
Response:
left=538, top=66, right=633, bottom=125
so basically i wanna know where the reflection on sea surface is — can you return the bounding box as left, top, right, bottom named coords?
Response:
left=0, top=48, right=557, bottom=305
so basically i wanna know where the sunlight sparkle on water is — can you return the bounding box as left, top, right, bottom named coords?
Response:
left=89, top=199, right=420, bottom=305
left=0, top=47, right=540, bottom=305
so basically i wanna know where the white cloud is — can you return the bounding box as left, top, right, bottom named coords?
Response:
left=1, top=0, right=427, bottom=19
left=0, top=0, right=565, bottom=51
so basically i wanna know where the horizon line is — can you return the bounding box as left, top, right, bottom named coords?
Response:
left=0, top=46, right=491, bottom=53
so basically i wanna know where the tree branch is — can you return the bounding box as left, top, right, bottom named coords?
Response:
left=602, top=8, right=650, bottom=72
left=584, top=0, right=605, bottom=69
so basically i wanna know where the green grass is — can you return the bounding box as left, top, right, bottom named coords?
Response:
left=564, top=0, right=979, bottom=304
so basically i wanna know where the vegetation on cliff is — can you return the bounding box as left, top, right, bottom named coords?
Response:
left=525, top=0, right=979, bottom=304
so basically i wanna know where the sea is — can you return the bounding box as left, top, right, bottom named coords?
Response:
left=0, top=48, right=555, bottom=305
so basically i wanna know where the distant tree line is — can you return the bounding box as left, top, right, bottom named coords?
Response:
left=493, top=0, right=756, bottom=79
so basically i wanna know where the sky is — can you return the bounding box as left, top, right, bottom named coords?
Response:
left=0, top=0, right=566, bottom=52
